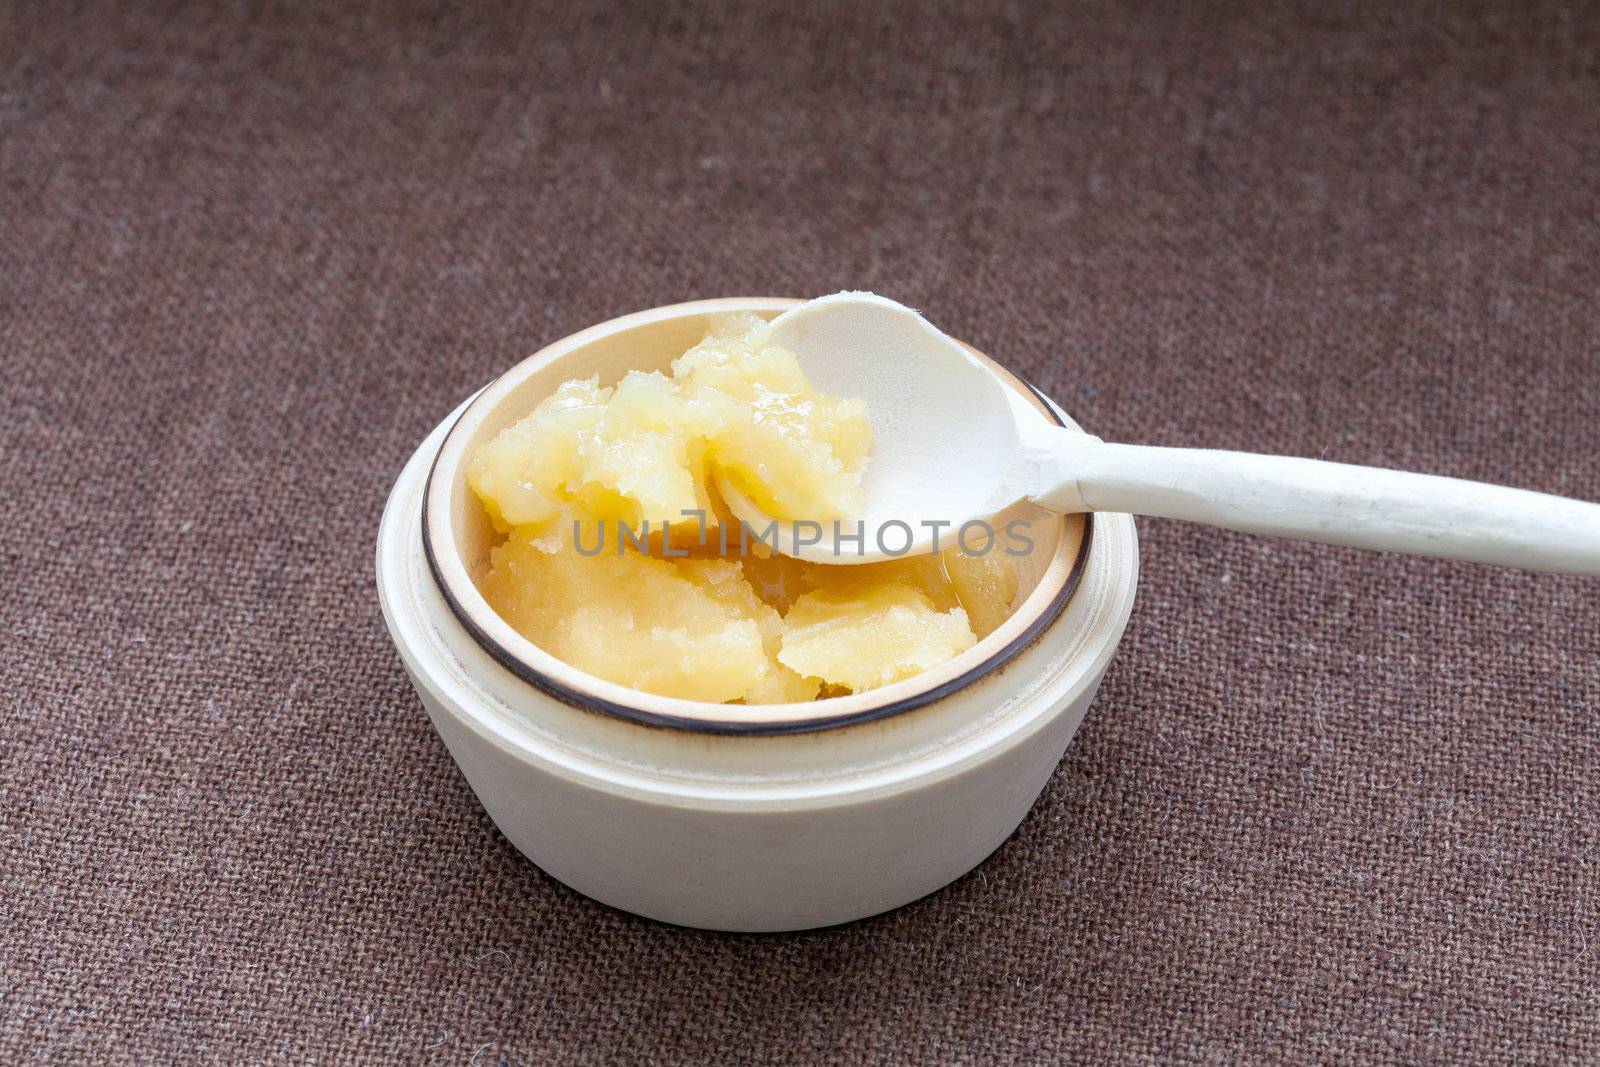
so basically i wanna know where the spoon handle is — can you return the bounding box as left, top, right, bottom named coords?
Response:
left=1032, top=437, right=1600, bottom=576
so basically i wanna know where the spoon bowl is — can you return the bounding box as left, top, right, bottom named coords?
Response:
left=717, top=292, right=1052, bottom=562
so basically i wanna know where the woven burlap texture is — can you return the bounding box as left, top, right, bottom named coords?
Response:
left=3, top=2, right=1597, bottom=1063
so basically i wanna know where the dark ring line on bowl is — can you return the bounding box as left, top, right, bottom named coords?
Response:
left=422, top=364, right=1094, bottom=736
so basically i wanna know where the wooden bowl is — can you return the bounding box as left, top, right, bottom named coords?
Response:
left=376, top=298, right=1140, bottom=930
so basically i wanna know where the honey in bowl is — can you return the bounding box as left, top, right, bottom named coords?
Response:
left=466, top=313, right=1018, bottom=704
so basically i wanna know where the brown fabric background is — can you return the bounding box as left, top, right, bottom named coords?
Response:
left=4, top=1, right=1598, bottom=1062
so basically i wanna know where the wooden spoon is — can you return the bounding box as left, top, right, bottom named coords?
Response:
left=717, top=292, right=1600, bottom=574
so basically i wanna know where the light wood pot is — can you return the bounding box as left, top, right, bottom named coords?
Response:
left=375, top=299, right=1139, bottom=931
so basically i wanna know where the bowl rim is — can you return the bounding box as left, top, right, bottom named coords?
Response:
left=421, top=297, right=1093, bottom=735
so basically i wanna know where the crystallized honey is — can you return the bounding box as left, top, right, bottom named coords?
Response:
left=468, top=312, right=1018, bottom=704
